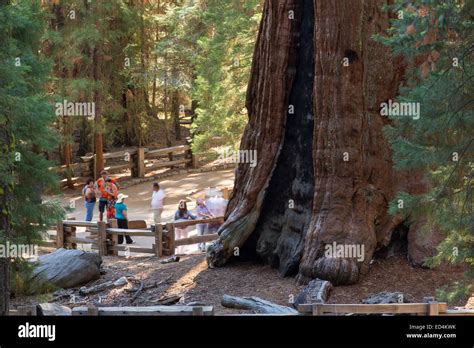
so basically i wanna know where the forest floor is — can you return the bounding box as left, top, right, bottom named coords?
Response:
left=33, top=167, right=471, bottom=314
left=12, top=253, right=470, bottom=314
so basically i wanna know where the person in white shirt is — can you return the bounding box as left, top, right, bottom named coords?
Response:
left=151, top=182, right=166, bottom=224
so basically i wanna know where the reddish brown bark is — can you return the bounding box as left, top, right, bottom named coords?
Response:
left=297, top=0, right=405, bottom=284
left=207, top=0, right=434, bottom=285
left=207, top=0, right=300, bottom=268
left=171, top=89, right=181, bottom=141
left=63, top=141, right=74, bottom=189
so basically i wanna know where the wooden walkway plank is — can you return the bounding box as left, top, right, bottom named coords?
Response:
left=72, top=305, right=214, bottom=316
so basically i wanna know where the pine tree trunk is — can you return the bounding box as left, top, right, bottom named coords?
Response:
left=163, top=79, right=173, bottom=158
left=190, top=99, right=198, bottom=122
left=207, top=0, right=412, bottom=285
left=0, top=0, right=12, bottom=315
left=171, top=90, right=181, bottom=141
left=92, top=47, right=104, bottom=177
left=0, top=113, right=13, bottom=316
left=63, top=141, right=74, bottom=189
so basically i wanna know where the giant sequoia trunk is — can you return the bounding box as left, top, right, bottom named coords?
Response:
left=207, top=0, right=429, bottom=285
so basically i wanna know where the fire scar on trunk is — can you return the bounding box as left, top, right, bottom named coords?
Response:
left=207, top=0, right=436, bottom=286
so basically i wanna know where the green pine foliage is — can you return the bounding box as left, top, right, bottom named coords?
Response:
left=0, top=1, right=64, bottom=245
left=154, top=0, right=202, bottom=106
left=158, top=0, right=261, bottom=154
left=192, top=0, right=261, bottom=154
left=43, top=0, right=261, bottom=158
left=380, top=1, right=473, bottom=293
left=46, top=0, right=142, bottom=150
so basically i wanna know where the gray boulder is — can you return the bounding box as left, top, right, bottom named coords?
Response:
left=37, top=303, right=72, bottom=316
left=31, top=248, right=102, bottom=289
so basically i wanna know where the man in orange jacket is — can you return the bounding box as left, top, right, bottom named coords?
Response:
left=95, top=170, right=119, bottom=222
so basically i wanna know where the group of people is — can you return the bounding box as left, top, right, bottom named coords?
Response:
left=174, top=198, right=215, bottom=252
left=81, top=170, right=216, bottom=251
left=82, top=170, right=133, bottom=244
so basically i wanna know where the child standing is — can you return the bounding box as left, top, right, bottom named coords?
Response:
left=195, top=198, right=214, bottom=251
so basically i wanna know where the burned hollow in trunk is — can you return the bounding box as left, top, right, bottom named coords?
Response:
left=241, top=0, right=315, bottom=276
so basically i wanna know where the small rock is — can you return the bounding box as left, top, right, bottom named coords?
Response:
left=363, top=291, right=409, bottom=304
left=113, top=277, right=128, bottom=287
left=52, top=289, right=73, bottom=301
left=186, top=301, right=208, bottom=306
left=293, top=279, right=333, bottom=308
left=160, top=255, right=180, bottom=264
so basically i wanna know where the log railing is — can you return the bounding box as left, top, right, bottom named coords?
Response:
left=296, top=300, right=469, bottom=316
left=161, top=216, right=224, bottom=256
left=11, top=301, right=474, bottom=316
left=72, top=305, right=214, bottom=316
left=55, top=216, right=224, bottom=257
left=50, top=144, right=198, bottom=185
left=9, top=305, right=214, bottom=316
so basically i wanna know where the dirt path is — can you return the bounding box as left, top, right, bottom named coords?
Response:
left=60, top=168, right=234, bottom=222
left=55, top=169, right=235, bottom=252
left=39, top=169, right=469, bottom=313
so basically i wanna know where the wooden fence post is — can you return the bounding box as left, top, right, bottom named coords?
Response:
left=108, top=219, right=119, bottom=256
left=154, top=224, right=163, bottom=257
left=135, top=147, right=145, bottom=178
left=312, top=301, right=323, bottom=316
left=428, top=301, right=439, bottom=315
left=56, top=221, right=64, bottom=248
left=17, top=305, right=37, bottom=316
left=424, top=297, right=439, bottom=316
left=70, top=226, right=77, bottom=249
left=191, top=153, right=199, bottom=169
left=166, top=223, right=175, bottom=255
left=97, top=221, right=107, bottom=256
left=222, top=188, right=230, bottom=200
left=87, top=306, right=99, bottom=316
left=185, top=147, right=192, bottom=169
left=192, top=306, right=204, bottom=316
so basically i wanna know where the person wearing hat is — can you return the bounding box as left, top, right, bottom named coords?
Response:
left=115, top=193, right=133, bottom=244
left=195, top=198, right=214, bottom=252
